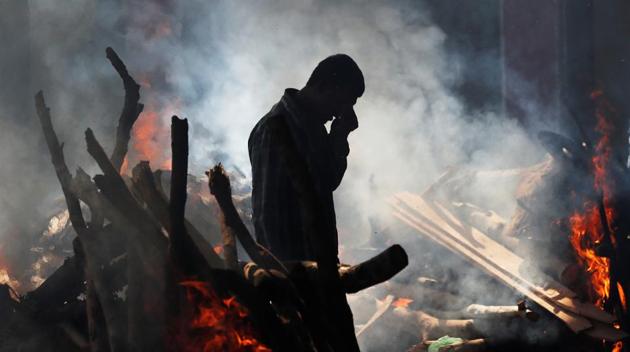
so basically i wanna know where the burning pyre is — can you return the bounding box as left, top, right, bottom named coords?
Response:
left=171, top=280, right=271, bottom=352
left=569, top=89, right=626, bottom=351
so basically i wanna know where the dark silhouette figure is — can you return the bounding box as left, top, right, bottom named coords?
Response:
left=248, top=54, right=364, bottom=351
left=248, top=54, right=364, bottom=262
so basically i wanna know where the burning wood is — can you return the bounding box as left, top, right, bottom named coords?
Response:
left=6, top=46, right=419, bottom=352
left=389, top=192, right=625, bottom=341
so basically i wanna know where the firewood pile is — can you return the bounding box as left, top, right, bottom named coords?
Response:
left=0, top=47, right=414, bottom=352
left=382, top=130, right=630, bottom=352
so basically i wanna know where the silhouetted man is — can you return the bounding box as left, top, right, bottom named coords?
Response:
left=248, top=54, right=364, bottom=262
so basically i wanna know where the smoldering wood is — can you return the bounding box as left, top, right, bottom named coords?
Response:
left=394, top=306, right=478, bottom=342
left=276, top=245, right=408, bottom=296
left=384, top=279, right=475, bottom=312
left=202, top=164, right=238, bottom=272
left=169, top=116, right=193, bottom=272
left=79, top=133, right=297, bottom=350
left=84, top=129, right=170, bottom=351
left=390, top=192, right=627, bottom=341
left=85, top=128, right=167, bottom=253
left=106, top=47, right=144, bottom=172
left=35, top=91, right=87, bottom=233
left=207, top=164, right=287, bottom=274
left=339, top=244, right=408, bottom=294
left=32, top=49, right=325, bottom=352
left=168, top=116, right=222, bottom=279
left=130, top=161, right=224, bottom=269
left=357, top=295, right=491, bottom=349
left=206, top=164, right=332, bottom=350
left=85, top=279, right=110, bottom=352
left=424, top=303, right=539, bottom=321
left=391, top=196, right=592, bottom=331
left=167, top=118, right=310, bottom=351
left=35, top=91, right=123, bottom=351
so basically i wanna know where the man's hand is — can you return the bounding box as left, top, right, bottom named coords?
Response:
left=333, top=106, right=359, bottom=134
left=206, top=163, right=232, bottom=204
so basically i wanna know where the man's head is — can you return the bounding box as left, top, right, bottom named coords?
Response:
left=301, top=54, right=364, bottom=119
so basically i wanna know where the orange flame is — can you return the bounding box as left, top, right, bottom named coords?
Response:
left=569, top=91, right=625, bottom=352
left=132, top=105, right=171, bottom=169
left=0, top=267, right=19, bottom=292
left=568, top=90, right=618, bottom=309
left=213, top=245, right=224, bottom=256
left=171, top=280, right=271, bottom=352
left=618, top=282, right=627, bottom=312
left=121, top=95, right=175, bottom=174
left=569, top=205, right=611, bottom=307
left=392, top=297, right=413, bottom=309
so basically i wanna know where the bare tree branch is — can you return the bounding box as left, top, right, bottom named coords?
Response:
left=106, top=47, right=144, bottom=172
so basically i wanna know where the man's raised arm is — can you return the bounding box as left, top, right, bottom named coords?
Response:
left=329, top=107, right=358, bottom=189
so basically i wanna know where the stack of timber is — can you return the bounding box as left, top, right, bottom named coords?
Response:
left=388, top=191, right=627, bottom=342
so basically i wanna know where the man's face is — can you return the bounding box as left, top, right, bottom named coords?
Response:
left=322, top=85, right=359, bottom=120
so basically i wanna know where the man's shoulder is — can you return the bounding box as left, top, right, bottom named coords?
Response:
left=248, top=104, right=288, bottom=154
left=251, top=104, right=287, bottom=137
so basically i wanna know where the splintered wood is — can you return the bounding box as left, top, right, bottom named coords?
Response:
left=389, top=192, right=627, bottom=342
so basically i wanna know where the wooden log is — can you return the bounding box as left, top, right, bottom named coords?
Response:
left=168, top=116, right=218, bottom=278
left=384, top=280, right=473, bottom=312
left=35, top=92, right=114, bottom=352
left=394, top=306, right=478, bottom=342
left=357, top=295, right=480, bottom=345
left=426, top=303, right=539, bottom=321
left=106, top=47, right=144, bottom=172
left=204, top=164, right=238, bottom=271
left=84, top=129, right=170, bottom=351
left=339, top=244, right=408, bottom=294
left=131, top=161, right=224, bottom=269
left=85, top=128, right=166, bottom=249
left=85, top=280, right=110, bottom=352
left=207, top=164, right=287, bottom=274
left=169, top=115, right=189, bottom=267
left=282, top=245, right=407, bottom=295
left=34, top=92, right=87, bottom=234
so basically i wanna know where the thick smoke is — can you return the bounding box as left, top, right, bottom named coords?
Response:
left=165, top=0, right=544, bottom=243
left=0, top=0, right=555, bottom=347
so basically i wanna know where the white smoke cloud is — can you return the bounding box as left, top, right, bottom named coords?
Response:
left=160, top=0, right=544, bottom=243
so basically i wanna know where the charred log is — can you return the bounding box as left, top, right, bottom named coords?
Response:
left=106, top=47, right=144, bottom=172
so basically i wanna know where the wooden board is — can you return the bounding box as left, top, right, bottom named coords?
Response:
left=395, top=192, right=614, bottom=324
left=388, top=192, right=620, bottom=334
left=356, top=295, right=394, bottom=338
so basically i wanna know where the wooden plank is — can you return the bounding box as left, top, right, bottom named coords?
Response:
left=390, top=203, right=592, bottom=334
left=356, top=295, right=395, bottom=338
left=394, top=192, right=615, bottom=325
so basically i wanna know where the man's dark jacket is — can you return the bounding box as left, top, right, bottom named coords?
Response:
left=248, top=89, right=350, bottom=261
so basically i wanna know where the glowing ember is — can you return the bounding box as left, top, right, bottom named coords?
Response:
left=618, top=282, right=627, bottom=312
left=213, top=245, right=224, bottom=256
left=171, top=280, right=271, bottom=352
left=392, top=297, right=413, bottom=309
left=612, top=341, right=623, bottom=352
